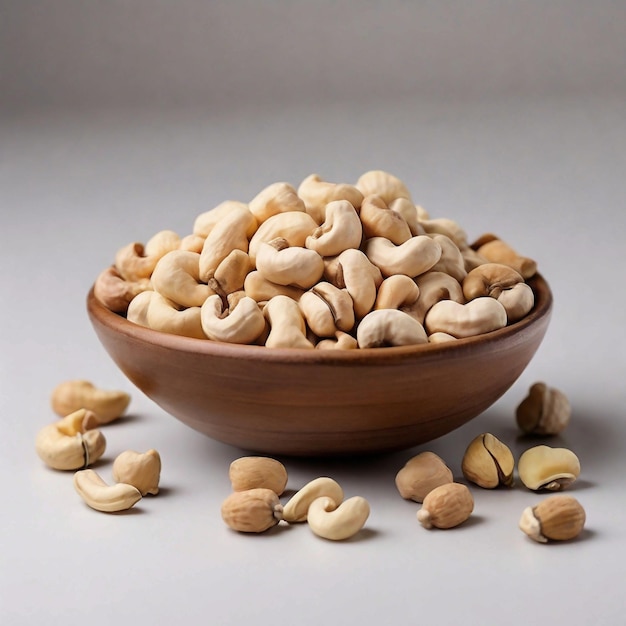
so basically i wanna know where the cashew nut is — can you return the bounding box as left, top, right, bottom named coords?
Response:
left=243, top=270, right=305, bottom=303
left=112, top=449, right=161, bottom=496
left=463, top=262, right=534, bottom=322
left=151, top=250, right=214, bottom=308
left=419, top=218, right=468, bottom=248
left=127, top=291, right=206, bottom=339
left=51, top=380, right=131, bottom=424
left=473, top=233, right=537, bottom=278
left=357, top=309, right=428, bottom=348
left=389, top=197, right=425, bottom=236
left=307, top=496, right=370, bottom=541
left=73, top=469, right=142, bottom=513
left=424, top=297, right=508, bottom=338
left=355, top=170, right=413, bottom=205
left=374, top=274, right=420, bottom=311
left=324, top=248, right=382, bottom=319
left=200, top=293, right=265, bottom=344
left=359, top=195, right=412, bottom=244
left=463, top=263, right=525, bottom=300
left=179, top=233, right=206, bottom=253
left=256, top=238, right=324, bottom=289
left=93, top=265, right=151, bottom=314
left=297, top=173, right=364, bottom=224
left=315, top=331, right=359, bottom=350
left=364, top=235, right=442, bottom=278
left=209, top=249, right=253, bottom=296
left=248, top=181, right=305, bottom=223
left=412, top=271, right=465, bottom=324
left=282, top=476, right=344, bottom=522
left=263, top=295, right=314, bottom=349
left=199, top=205, right=257, bottom=282
left=304, top=199, right=362, bottom=256
left=35, top=409, right=106, bottom=471
left=114, top=242, right=159, bottom=282
left=298, top=282, right=355, bottom=337
left=143, top=229, right=181, bottom=258
left=248, top=210, right=318, bottom=263
left=193, top=200, right=249, bottom=237
left=428, top=234, right=467, bottom=282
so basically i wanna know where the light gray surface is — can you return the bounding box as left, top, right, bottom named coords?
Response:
left=2, top=3, right=626, bottom=625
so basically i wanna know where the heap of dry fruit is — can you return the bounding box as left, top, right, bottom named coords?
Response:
left=94, top=170, right=539, bottom=348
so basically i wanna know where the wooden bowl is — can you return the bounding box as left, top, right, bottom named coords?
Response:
left=87, top=275, right=552, bottom=456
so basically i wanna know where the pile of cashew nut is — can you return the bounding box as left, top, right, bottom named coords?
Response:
left=95, top=170, right=538, bottom=348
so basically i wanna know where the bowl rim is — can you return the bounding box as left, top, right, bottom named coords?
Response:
left=87, top=274, right=552, bottom=365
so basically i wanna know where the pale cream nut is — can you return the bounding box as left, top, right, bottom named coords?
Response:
left=283, top=477, right=344, bottom=523
left=112, top=449, right=161, bottom=496
left=35, top=409, right=106, bottom=471
left=518, top=445, right=580, bottom=491
left=74, top=469, right=142, bottom=513
left=307, top=496, right=370, bottom=541
left=356, top=309, right=428, bottom=348
left=50, top=380, right=131, bottom=424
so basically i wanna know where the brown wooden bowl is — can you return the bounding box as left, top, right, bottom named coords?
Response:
left=87, top=275, right=552, bottom=456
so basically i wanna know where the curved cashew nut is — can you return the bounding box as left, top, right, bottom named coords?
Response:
left=94, top=265, right=151, bottom=314
left=419, top=217, right=468, bottom=248
left=200, top=294, right=265, bottom=344
left=73, top=469, right=142, bottom=513
left=364, top=236, right=442, bottom=278
left=248, top=182, right=305, bottom=223
left=315, top=331, right=359, bottom=350
left=359, top=195, right=412, bottom=244
left=114, top=242, right=158, bottom=282
left=298, top=282, right=355, bottom=337
left=424, top=297, right=508, bottom=338
left=282, top=477, right=344, bottom=522
left=304, top=199, right=362, bottom=256
left=128, top=291, right=206, bottom=339
left=357, top=309, right=428, bottom=348
left=143, top=229, right=181, bottom=258
left=463, top=263, right=525, bottom=300
left=324, top=248, right=383, bottom=319
left=256, top=238, right=324, bottom=289
left=114, top=230, right=181, bottom=282
left=297, top=174, right=364, bottom=224
left=497, top=282, right=535, bottom=322
left=374, top=274, right=420, bottom=311
left=208, top=249, right=253, bottom=296
left=179, top=233, right=206, bottom=253
left=248, top=211, right=318, bottom=263
left=51, top=380, right=130, bottom=424
left=307, top=496, right=370, bottom=541
left=473, top=233, right=537, bottom=279
left=429, top=234, right=467, bottom=282
left=412, top=271, right=465, bottom=324
left=112, top=449, right=161, bottom=496
left=35, top=409, right=106, bottom=471
left=355, top=170, right=413, bottom=205
left=151, top=250, right=214, bottom=308
left=389, top=197, right=425, bottom=236
left=193, top=200, right=249, bottom=237
left=243, top=270, right=305, bottom=302
left=428, top=331, right=457, bottom=344
left=263, top=295, right=314, bottom=349
left=199, top=205, right=257, bottom=282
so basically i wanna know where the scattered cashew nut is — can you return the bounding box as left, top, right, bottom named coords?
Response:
left=307, top=495, right=370, bottom=541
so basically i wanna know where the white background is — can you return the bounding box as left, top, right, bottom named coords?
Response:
left=1, top=2, right=625, bottom=625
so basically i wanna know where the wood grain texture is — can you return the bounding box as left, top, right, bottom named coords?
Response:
left=87, top=276, right=552, bottom=456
